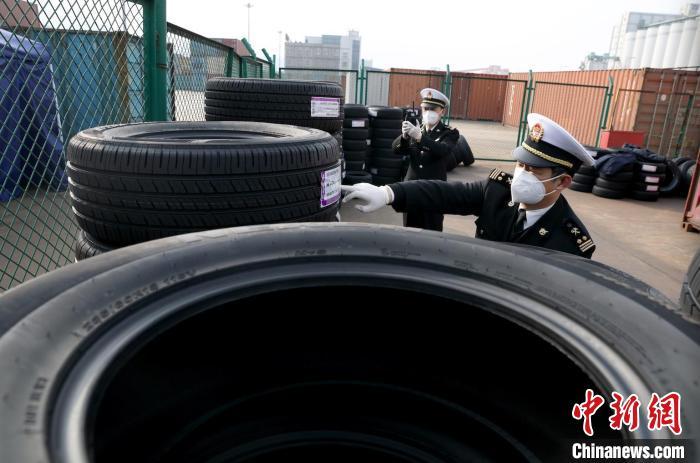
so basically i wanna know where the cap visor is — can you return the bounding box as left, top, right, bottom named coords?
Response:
left=512, top=146, right=560, bottom=168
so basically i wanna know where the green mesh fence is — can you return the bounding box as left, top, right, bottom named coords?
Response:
left=0, top=1, right=275, bottom=291
left=0, top=0, right=144, bottom=290
left=166, top=22, right=230, bottom=121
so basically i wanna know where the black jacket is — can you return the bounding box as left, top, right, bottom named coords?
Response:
left=392, top=121, right=459, bottom=181
left=389, top=168, right=596, bottom=258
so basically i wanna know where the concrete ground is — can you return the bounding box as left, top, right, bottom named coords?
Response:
left=340, top=160, right=699, bottom=301
left=449, top=120, right=519, bottom=161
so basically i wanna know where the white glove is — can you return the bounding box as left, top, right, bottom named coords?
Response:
left=341, top=183, right=394, bottom=213
left=402, top=121, right=422, bottom=142
left=401, top=120, right=412, bottom=139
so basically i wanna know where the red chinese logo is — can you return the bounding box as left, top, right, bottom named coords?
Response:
left=572, top=390, right=683, bottom=436
left=609, top=392, right=641, bottom=432
left=572, top=389, right=605, bottom=436
left=648, top=392, right=682, bottom=435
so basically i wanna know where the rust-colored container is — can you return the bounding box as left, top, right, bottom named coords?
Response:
left=449, top=73, right=509, bottom=122
left=600, top=130, right=646, bottom=148
left=386, top=68, right=445, bottom=108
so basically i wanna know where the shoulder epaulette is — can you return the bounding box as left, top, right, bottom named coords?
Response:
left=488, top=168, right=513, bottom=186
left=564, top=220, right=595, bottom=254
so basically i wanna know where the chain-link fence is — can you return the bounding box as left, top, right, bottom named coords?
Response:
left=0, top=0, right=145, bottom=290
left=0, top=1, right=273, bottom=291
left=280, top=67, right=359, bottom=104
left=610, top=88, right=699, bottom=158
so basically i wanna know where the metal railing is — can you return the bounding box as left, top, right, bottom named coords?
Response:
left=0, top=0, right=273, bottom=291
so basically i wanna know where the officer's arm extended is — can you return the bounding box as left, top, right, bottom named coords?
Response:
left=389, top=179, right=487, bottom=216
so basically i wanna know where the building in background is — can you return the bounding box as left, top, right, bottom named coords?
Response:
left=456, top=65, right=509, bottom=76
left=607, top=3, right=700, bottom=69
left=285, top=30, right=361, bottom=70
left=580, top=53, right=619, bottom=71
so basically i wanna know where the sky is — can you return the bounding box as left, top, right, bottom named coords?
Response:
left=167, top=0, right=690, bottom=72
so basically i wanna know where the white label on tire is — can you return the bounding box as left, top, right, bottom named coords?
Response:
left=646, top=185, right=659, bottom=192
left=352, top=119, right=365, bottom=128
left=645, top=176, right=660, bottom=184
left=366, top=139, right=371, bottom=145
left=320, top=165, right=342, bottom=207
left=368, top=108, right=378, bottom=117
left=641, top=164, right=657, bottom=172
left=311, top=97, right=340, bottom=118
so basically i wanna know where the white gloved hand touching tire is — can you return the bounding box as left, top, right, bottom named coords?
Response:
left=341, top=183, right=394, bottom=213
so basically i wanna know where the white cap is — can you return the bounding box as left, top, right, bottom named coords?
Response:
left=420, top=88, right=449, bottom=109
left=512, top=113, right=595, bottom=171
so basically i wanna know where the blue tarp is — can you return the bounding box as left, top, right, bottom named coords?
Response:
left=0, top=28, right=66, bottom=202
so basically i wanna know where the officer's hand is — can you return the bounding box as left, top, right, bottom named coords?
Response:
left=341, top=183, right=394, bottom=213
left=405, top=121, right=422, bottom=142
left=401, top=121, right=412, bottom=139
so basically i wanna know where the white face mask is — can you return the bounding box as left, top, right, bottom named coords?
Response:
left=510, top=166, right=565, bottom=205
left=422, top=110, right=440, bottom=126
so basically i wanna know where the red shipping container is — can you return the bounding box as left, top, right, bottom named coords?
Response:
left=600, top=130, right=646, bottom=148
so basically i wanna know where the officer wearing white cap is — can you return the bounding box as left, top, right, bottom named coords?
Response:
left=391, top=88, right=460, bottom=232
left=342, top=113, right=597, bottom=258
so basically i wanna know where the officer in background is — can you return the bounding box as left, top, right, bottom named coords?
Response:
left=393, top=88, right=459, bottom=232
left=342, top=113, right=597, bottom=258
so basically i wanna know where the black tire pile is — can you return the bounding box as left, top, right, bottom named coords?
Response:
left=570, top=147, right=697, bottom=202
left=681, top=248, right=700, bottom=323
left=367, top=106, right=404, bottom=186
left=68, top=79, right=345, bottom=261
left=341, top=104, right=373, bottom=185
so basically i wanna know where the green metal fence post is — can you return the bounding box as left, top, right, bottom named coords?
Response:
left=353, top=70, right=359, bottom=104
left=272, top=54, right=277, bottom=78
left=516, top=78, right=528, bottom=146
left=142, top=0, right=168, bottom=121
left=225, top=48, right=235, bottom=77
left=518, top=70, right=535, bottom=145
left=596, top=76, right=614, bottom=146
left=445, top=64, right=452, bottom=125
left=359, top=59, right=365, bottom=105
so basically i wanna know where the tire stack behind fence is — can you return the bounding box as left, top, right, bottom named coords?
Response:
left=342, top=104, right=372, bottom=185
left=367, top=106, right=404, bottom=186
left=68, top=78, right=347, bottom=261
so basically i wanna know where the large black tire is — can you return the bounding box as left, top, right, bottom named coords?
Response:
left=679, top=160, right=696, bottom=190
left=343, top=139, right=370, bottom=151
left=681, top=249, right=700, bottom=322
left=343, top=118, right=369, bottom=129
left=592, top=185, right=626, bottom=199
left=370, top=138, right=394, bottom=149
left=599, top=171, right=634, bottom=182
left=672, top=156, right=692, bottom=166
left=204, top=78, right=343, bottom=133
left=345, top=160, right=365, bottom=172
left=635, top=161, right=666, bottom=174
left=577, top=165, right=597, bottom=176
left=455, top=135, right=475, bottom=166
left=342, top=128, right=370, bottom=140
left=0, top=224, right=697, bottom=463
left=370, top=118, right=403, bottom=129
left=372, top=128, right=401, bottom=139
left=594, top=178, right=630, bottom=191
left=343, top=104, right=369, bottom=118
left=569, top=181, right=594, bottom=192
left=67, top=122, right=341, bottom=246
left=368, top=106, right=404, bottom=119
left=634, top=183, right=660, bottom=193
left=572, top=173, right=596, bottom=185
left=371, top=175, right=399, bottom=186
left=660, top=161, right=682, bottom=196
left=370, top=157, right=403, bottom=169
left=342, top=171, right=373, bottom=185
left=343, top=149, right=368, bottom=162
left=73, top=230, right=115, bottom=261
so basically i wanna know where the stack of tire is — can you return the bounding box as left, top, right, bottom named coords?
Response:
left=367, top=106, right=404, bottom=185
left=341, top=104, right=372, bottom=185
left=672, top=156, right=698, bottom=197
left=592, top=164, right=635, bottom=200
left=630, top=160, right=666, bottom=201
left=204, top=77, right=345, bottom=175
left=570, top=163, right=599, bottom=193
left=681, top=248, right=700, bottom=322
left=68, top=121, right=342, bottom=261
